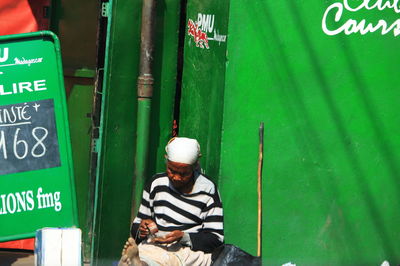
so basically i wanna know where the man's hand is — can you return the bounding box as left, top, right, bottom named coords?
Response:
left=154, top=230, right=184, bottom=244
left=139, top=219, right=158, bottom=238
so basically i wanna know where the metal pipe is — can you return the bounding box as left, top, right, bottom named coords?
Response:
left=137, top=0, right=156, bottom=99
left=132, top=0, right=157, bottom=221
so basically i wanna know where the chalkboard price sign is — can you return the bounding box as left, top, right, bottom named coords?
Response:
left=0, top=31, right=78, bottom=242
left=0, top=99, right=60, bottom=175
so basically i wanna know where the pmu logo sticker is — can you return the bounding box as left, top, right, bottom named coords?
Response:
left=187, top=13, right=227, bottom=49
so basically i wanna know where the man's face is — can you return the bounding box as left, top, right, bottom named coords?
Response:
left=166, top=160, right=194, bottom=190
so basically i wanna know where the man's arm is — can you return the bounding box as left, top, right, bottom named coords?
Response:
left=189, top=191, right=224, bottom=253
left=130, top=181, right=155, bottom=242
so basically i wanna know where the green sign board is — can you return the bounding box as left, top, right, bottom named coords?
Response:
left=0, top=31, right=78, bottom=241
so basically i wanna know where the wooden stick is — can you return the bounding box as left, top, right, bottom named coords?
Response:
left=257, top=122, right=264, bottom=257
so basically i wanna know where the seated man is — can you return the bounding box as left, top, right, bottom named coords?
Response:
left=119, top=137, right=224, bottom=266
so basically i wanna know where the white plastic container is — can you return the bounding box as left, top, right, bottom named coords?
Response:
left=35, top=227, right=81, bottom=266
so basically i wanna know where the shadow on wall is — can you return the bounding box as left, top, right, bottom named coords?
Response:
left=247, top=0, right=398, bottom=261
left=248, top=2, right=363, bottom=262
left=285, top=0, right=396, bottom=259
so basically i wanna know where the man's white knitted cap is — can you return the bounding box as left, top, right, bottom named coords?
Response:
left=166, top=137, right=200, bottom=165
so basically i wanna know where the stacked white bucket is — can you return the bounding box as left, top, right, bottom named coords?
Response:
left=35, top=228, right=82, bottom=266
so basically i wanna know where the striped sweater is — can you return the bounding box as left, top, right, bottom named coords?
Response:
left=131, top=172, right=224, bottom=253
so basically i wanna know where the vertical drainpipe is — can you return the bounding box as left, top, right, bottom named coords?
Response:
left=132, top=0, right=156, bottom=220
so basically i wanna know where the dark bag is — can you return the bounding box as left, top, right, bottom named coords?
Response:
left=211, top=244, right=261, bottom=266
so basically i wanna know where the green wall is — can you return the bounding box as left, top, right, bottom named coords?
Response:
left=92, top=0, right=141, bottom=263
left=219, top=0, right=400, bottom=265
left=92, top=0, right=179, bottom=264
left=92, top=0, right=400, bottom=264
left=66, top=71, right=94, bottom=259
left=179, top=0, right=230, bottom=180
left=147, top=0, right=181, bottom=177
left=178, top=0, right=400, bottom=264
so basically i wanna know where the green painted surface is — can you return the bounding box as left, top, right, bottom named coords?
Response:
left=92, top=0, right=141, bottom=264
left=219, top=0, right=400, bottom=265
left=179, top=0, right=230, bottom=180
left=67, top=82, right=93, bottom=256
left=0, top=31, right=78, bottom=241
left=133, top=99, right=152, bottom=215
left=92, top=0, right=179, bottom=264
left=147, top=0, right=181, bottom=176
left=59, top=0, right=400, bottom=264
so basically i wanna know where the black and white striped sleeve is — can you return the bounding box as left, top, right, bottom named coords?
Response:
left=189, top=189, right=224, bottom=253
left=130, top=178, right=155, bottom=242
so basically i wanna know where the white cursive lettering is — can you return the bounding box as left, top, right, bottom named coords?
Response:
left=322, top=0, right=400, bottom=36
left=14, top=57, right=43, bottom=66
